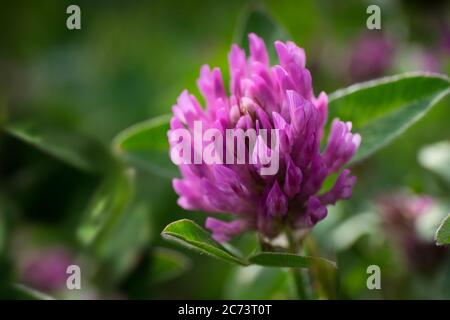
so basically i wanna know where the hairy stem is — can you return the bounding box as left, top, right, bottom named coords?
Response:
left=286, top=228, right=309, bottom=300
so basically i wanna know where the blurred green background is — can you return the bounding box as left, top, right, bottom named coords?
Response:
left=0, top=0, right=449, bottom=299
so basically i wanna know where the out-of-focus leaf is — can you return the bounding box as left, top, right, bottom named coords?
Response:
left=161, top=219, right=246, bottom=266
left=234, top=3, right=289, bottom=62
left=416, top=203, right=449, bottom=242
left=248, top=252, right=336, bottom=269
left=12, top=284, right=54, bottom=300
left=331, top=212, right=379, bottom=251
left=0, top=212, right=4, bottom=255
left=4, top=121, right=112, bottom=173
left=151, top=247, right=191, bottom=284
left=418, top=141, right=450, bottom=184
left=77, top=167, right=134, bottom=249
left=113, top=114, right=177, bottom=178
left=95, top=202, right=151, bottom=282
left=0, top=202, right=13, bottom=298
left=303, top=237, right=338, bottom=299
left=224, top=265, right=292, bottom=299
left=436, top=213, right=450, bottom=246
left=328, top=73, right=450, bottom=164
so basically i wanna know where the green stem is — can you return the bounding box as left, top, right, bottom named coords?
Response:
left=286, top=228, right=309, bottom=300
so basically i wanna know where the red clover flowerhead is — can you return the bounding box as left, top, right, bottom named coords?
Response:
left=168, top=34, right=361, bottom=242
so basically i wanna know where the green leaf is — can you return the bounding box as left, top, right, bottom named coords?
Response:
left=161, top=219, right=246, bottom=266
left=4, top=121, right=112, bottom=173
left=113, top=114, right=177, bottom=178
left=77, top=167, right=134, bottom=248
left=248, top=252, right=336, bottom=269
left=436, top=213, right=450, bottom=246
left=161, top=220, right=337, bottom=270
left=418, top=141, right=450, bottom=184
left=234, top=3, right=289, bottom=62
left=151, top=247, right=191, bottom=284
left=328, top=72, right=450, bottom=164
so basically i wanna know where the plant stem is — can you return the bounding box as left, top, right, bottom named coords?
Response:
left=286, top=228, right=309, bottom=300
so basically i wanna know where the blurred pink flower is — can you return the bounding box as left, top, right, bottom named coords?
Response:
left=378, top=193, right=447, bottom=275
left=21, top=248, right=72, bottom=293
left=349, top=33, right=395, bottom=82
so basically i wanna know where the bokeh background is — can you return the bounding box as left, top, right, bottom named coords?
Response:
left=0, top=0, right=449, bottom=299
